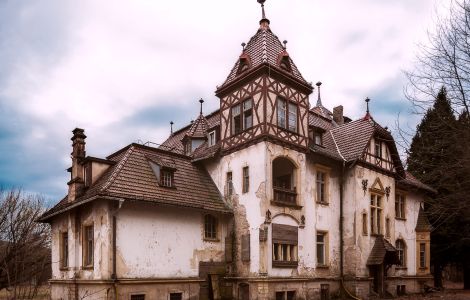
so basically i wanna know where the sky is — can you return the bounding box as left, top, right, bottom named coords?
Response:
left=0, top=0, right=449, bottom=204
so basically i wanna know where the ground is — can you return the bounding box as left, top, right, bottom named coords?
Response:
left=395, top=289, right=470, bottom=300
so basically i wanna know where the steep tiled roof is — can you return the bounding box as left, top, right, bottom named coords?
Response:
left=415, top=205, right=432, bottom=232
left=185, top=113, right=208, bottom=139
left=398, top=171, right=437, bottom=194
left=367, top=236, right=399, bottom=266
left=221, top=25, right=308, bottom=87
left=329, top=118, right=376, bottom=161
left=39, top=144, right=230, bottom=221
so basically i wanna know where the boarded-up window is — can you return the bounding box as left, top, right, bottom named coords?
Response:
left=130, top=295, right=145, bottom=300
left=272, top=224, right=298, bottom=267
left=241, top=234, right=250, bottom=262
left=169, top=293, right=182, bottom=300
left=272, top=224, right=298, bottom=245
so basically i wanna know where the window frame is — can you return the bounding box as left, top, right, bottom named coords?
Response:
left=395, top=192, right=406, bottom=220
left=276, top=97, right=298, bottom=133
left=169, top=292, right=183, bottom=300
left=315, top=165, right=330, bottom=205
left=316, top=231, right=329, bottom=267
left=204, top=214, right=218, bottom=241
left=231, top=98, right=253, bottom=135
left=160, top=168, right=174, bottom=188
left=130, top=294, right=146, bottom=300
left=370, top=193, right=383, bottom=235
left=242, top=166, right=249, bottom=194
left=226, top=171, right=233, bottom=196
left=60, top=231, right=69, bottom=269
left=419, top=243, right=426, bottom=268
left=396, top=239, right=406, bottom=268
left=275, top=291, right=296, bottom=300
left=82, top=224, right=94, bottom=268
left=208, top=130, right=216, bottom=147
left=272, top=224, right=298, bottom=268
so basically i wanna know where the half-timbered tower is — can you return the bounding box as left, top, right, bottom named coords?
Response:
left=40, top=2, right=434, bottom=300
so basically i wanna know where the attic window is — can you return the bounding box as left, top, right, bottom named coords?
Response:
left=279, top=56, right=292, bottom=72
left=208, top=130, right=216, bottom=147
left=160, top=169, right=174, bottom=187
left=237, top=57, right=250, bottom=75
left=184, top=141, right=192, bottom=155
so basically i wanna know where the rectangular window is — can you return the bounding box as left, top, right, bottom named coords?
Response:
left=169, top=293, right=182, bottom=300
left=375, top=140, right=382, bottom=157
left=395, top=193, right=406, bottom=219
left=208, top=130, right=216, bottom=146
left=316, top=171, right=327, bottom=204
left=160, top=169, right=174, bottom=187
left=204, top=214, right=218, bottom=240
left=83, top=225, right=94, bottom=267
left=419, top=243, right=426, bottom=268
left=362, top=213, right=368, bottom=235
left=277, top=97, right=298, bottom=133
left=184, top=141, right=191, bottom=155
left=275, top=291, right=296, bottom=300
left=272, top=224, right=298, bottom=267
left=242, top=166, right=249, bottom=193
left=226, top=172, right=233, bottom=196
left=60, top=232, right=68, bottom=268
left=314, top=133, right=323, bottom=146
left=370, top=194, right=383, bottom=234
left=130, top=295, right=146, bottom=300
left=385, top=217, right=390, bottom=238
left=231, top=99, right=253, bottom=135
left=316, top=232, right=327, bottom=266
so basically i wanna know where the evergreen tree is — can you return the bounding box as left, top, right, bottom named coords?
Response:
left=407, top=87, right=470, bottom=289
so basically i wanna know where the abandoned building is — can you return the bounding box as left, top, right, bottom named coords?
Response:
left=39, top=1, right=434, bottom=299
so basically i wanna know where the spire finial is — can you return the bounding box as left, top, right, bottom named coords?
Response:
left=283, top=40, right=288, bottom=50
left=257, top=0, right=270, bottom=28
left=199, top=98, right=204, bottom=115
left=241, top=42, right=246, bottom=51
left=316, top=81, right=323, bottom=107
left=364, top=97, right=372, bottom=120
left=170, top=121, right=174, bottom=135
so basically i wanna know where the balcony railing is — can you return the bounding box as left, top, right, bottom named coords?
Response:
left=273, top=186, right=297, bottom=204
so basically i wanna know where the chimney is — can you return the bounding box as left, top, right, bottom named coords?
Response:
left=68, top=128, right=86, bottom=202
left=333, top=106, right=344, bottom=125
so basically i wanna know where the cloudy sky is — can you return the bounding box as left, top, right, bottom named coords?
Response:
left=0, top=0, right=448, bottom=204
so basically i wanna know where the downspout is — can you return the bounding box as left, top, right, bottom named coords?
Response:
left=111, top=199, right=124, bottom=300
left=331, top=132, right=361, bottom=300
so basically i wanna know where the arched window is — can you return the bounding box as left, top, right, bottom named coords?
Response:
left=396, top=239, right=406, bottom=267
left=204, top=214, right=218, bottom=240
left=272, top=157, right=297, bottom=204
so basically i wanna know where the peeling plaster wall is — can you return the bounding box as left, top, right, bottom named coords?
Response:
left=115, top=202, right=228, bottom=278
left=50, top=199, right=112, bottom=280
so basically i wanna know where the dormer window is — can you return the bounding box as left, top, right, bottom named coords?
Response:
left=279, top=56, right=292, bottom=72
left=236, top=56, right=251, bottom=75
left=314, top=133, right=323, bottom=146
left=375, top=139, right=382, bottom=157
left=208, top=130, right=216, bottom=147
left=184, top=141, right=192, bottom=155
left=160, top=169, right=174, bottom=187
left=231, top=99, right=253, bottom=135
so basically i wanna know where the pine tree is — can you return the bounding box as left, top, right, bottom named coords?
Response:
left=407, top=87, right=470, bottom=289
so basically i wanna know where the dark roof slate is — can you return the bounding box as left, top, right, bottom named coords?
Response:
left=221, top=26, right=308, bottom=87
left=367, top=236, right=400, bottom=266
left=415, top=205, right=432, bottom=232
left=39, top=144, right=230, bottom=221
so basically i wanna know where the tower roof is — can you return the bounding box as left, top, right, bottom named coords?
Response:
left=220, top=22, right=309, bottom=88
left=184, top=113, right=208, bottom=139
left=415, top=205, right=432, bottom=232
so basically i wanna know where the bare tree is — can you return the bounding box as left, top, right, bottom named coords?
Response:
left=0, top=188, right=51, bottom=299
left=406, top=0, right=470, bottom=116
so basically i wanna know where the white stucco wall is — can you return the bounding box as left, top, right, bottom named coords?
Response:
left=115, top=202, right=228, bottom=278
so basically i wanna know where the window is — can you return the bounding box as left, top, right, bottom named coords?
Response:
left=272, top=224, right=298, bottom=267
left=60, top=232, right=68, bottom=268
left=397, top=285, right=406, bottom=296
left=83, top=225, right=94, bottom=267
left=314, top=133, right=323, bottom=146
left=242, top=166, right=249, bottom=193
left=316, top=232, right=328, bottom=266
left=419, top=243, right=426, bottom=268
left=272, top=157, right=297, bottom=204
left=316, top=171, right=327, bottom=204
left=160, top=169, right=174, bottom=187
left=362, top=212, right=368, bottom=235
left=276, top=291, right=296, bottom=300
left=169, top=293, right=182, bottom=300
left=385, top=217, right=390, bottom=238
left=396, top=239, right=406, bottom=267
left=208, top=130, right=216, bottom=147
left=370, top=194, right=383, bottom=234
left=204, top=214, right=218, bottom=240
left=231, top=99, right=253, bottom=135
left=375, top=140, right=382, bottom=157
left=277, top=98, right=298, bottom=133
left=320, top=284, right=330, bottom=300
left=226, top=172, right=233, bottom=196
left=395, top=193, right=406, bottom=219
left=184, top=141, right=191, bottom=155
left=130, top=295, right=145, bottom=300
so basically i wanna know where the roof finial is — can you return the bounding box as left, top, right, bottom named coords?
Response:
left=316, top=81, right=323, bottom=107
left=241, top=42, right=246, bottom=51
left=257, top=0, right=270, bottom=28
left=283, top=40, right=288, bottom=50
left=170, top=121, right=174, bottom=135
left=364, top=97, right=372, bottom=120
left=199, top=98, right=204, bottom=115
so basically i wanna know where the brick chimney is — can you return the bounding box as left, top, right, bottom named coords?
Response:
left=333, top=106, right=344, bottom=125
left=67, top=128, right=86, bottom=202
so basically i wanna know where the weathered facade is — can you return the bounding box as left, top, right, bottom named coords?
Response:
left=40, top=3, right=434, bottom=300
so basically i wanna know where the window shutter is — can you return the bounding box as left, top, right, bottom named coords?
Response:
left=225, top=236, right=233, bottom=262
left=272, top=224, right=298, bottom=245
left=241, top=234, right=250, bottom=262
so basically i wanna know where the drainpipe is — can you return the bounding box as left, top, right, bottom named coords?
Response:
left=112, top=199, right=124, bottom=300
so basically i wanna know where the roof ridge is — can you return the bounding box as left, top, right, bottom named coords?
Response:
left=100, top=145, right=135, bottom=192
